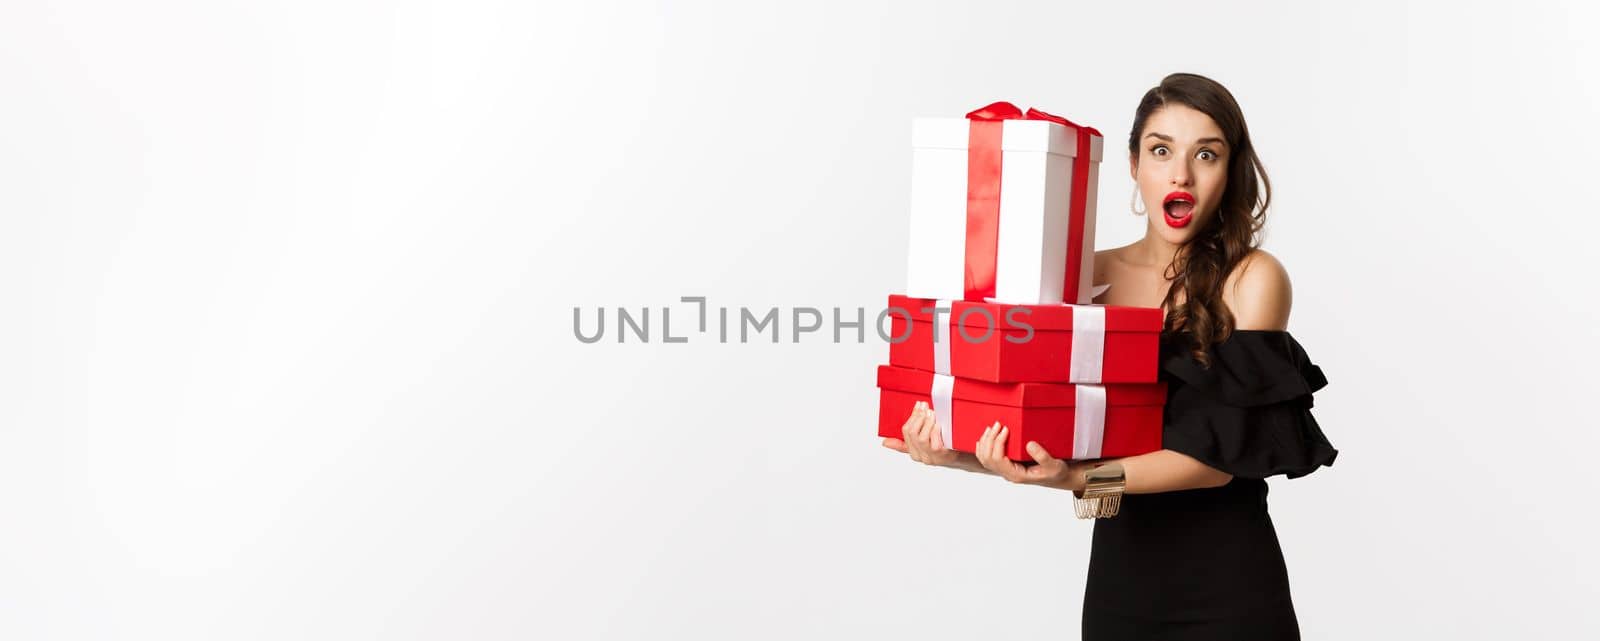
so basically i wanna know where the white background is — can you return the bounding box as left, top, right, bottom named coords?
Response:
left=3, top=1, right=1597, bottom=639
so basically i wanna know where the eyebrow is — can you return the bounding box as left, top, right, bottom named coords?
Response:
left=1143, top=132, right=1228, bottom=147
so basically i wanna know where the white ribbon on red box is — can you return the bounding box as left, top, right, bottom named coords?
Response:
left=927, top=298, right=1107, bottom=459
left=931, top=298, right=956, bottom=448
left=1068, top=303, right=1107, bottom=458
left=983, top=288, right=1111, bottom=384
left=1072, top=384, right=1106, bottom=459
left=1068, top=304, right=1106, bottom=384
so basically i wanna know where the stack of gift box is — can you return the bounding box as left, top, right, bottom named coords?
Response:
left=876, top=102, right=1169, bottom=462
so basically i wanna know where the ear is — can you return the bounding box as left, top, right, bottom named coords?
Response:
left=1128, top=151, right=1139, bottom=181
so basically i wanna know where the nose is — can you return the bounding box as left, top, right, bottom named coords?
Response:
left=1169, top=162, right=1192, bottom=187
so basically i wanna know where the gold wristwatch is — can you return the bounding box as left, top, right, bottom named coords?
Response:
left=1074, top=462, right=1126, bottom=519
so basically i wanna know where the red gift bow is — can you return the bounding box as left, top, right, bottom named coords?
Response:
left=962, top=101, right=1102, bottom=303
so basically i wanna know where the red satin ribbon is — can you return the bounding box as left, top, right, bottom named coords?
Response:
left=962, top=101, right=1102, bottom=302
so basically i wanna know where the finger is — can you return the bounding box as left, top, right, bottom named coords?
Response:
left=902, top=399, right=928, bottom=434
left=1025, top=441, right=1059, bottom=466
left=974, top=422, right=996, bottom=469
left=986, top=424, right=1000, bottom=466
left=989, top=423, right=1008, bottom=464
left=985, top=423, right=1018, bottom=481
left=903, top=403, right=927, bottom=453
left=921, top=407, right=940, bottom=451
left=989, top=422, right=1008, bottom=470
left=901, top=401, right=926, bottom=437
left=882, top=437, right=908, bottom=453
left=1023, top=441, right=1064, bottom=483
left=909, top=405, right=934, bottom=462
left=995, top=425, right=1023, bottom=482
left=909, top=403, right=930, bottom=444
left=920, top=412, right=942, bottom=465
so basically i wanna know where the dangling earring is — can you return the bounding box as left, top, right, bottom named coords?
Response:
left=1130, top=189, right=1147, bottom=216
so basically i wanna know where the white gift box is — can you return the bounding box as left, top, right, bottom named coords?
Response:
left=904, top=107, right=1104, bottom=305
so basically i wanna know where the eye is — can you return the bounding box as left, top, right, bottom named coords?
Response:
left=1150, top=145, right=1169, bottom=157
left=1197, top=149, right=1218, bottom=161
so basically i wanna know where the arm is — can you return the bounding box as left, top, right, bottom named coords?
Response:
left=893, top=432, right=1225, bottom=492
left=1041, top=450, right=1231, bottom=495
left=905, top=427, right=1232, bottom=493
left=1042, top=250, right=1297, bottom=495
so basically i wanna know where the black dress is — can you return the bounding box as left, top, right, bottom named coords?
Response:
left=1082, top=330, right=1339, bottom=641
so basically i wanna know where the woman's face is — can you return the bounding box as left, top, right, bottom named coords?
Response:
left=1130, top=104, right=1230, bottom=245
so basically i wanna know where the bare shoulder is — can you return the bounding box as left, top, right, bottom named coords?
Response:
left=1094, top=245, right=1125, bottom=270
left=1224, top=249, right=1293, bottom=331
left=1091, top=245, right=1130, bottom=303
left=1093, top=244, right=1137, bottom=276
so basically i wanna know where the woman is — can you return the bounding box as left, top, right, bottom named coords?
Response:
left=882, top=72, right=1339, bottom=640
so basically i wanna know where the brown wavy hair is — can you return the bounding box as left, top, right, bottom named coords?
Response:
left=1129, top=73, right=1272, bottom=366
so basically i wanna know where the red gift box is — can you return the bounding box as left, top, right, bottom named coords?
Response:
left=876, top=364, right=1165, bottom=462
left=886, top=294, right=1163, bottom=384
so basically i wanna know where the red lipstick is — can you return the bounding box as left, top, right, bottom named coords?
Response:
left=1162, top=191, right=1195, bottom=229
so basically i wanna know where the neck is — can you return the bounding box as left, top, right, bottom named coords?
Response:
left=1130, top=232, right=1185, bottom=271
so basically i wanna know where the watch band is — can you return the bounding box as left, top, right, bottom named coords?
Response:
left=1074, top=462, right=1126, bottom=519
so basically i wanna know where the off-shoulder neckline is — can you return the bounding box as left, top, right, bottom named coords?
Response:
left=1159, top=329, right=1325, bottom=405
left=1162, top=329, right=1297, bottom=342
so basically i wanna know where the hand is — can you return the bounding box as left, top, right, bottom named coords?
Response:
left=880, top=401, right=960, bottom=468
left=973, top=422, right=1087, bottom=491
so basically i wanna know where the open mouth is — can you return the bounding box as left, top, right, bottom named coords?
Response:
left=1162, top=191, right=1195, bottom=228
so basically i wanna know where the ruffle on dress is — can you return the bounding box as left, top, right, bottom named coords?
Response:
left=1159, top=330, right=1339, bottom=480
